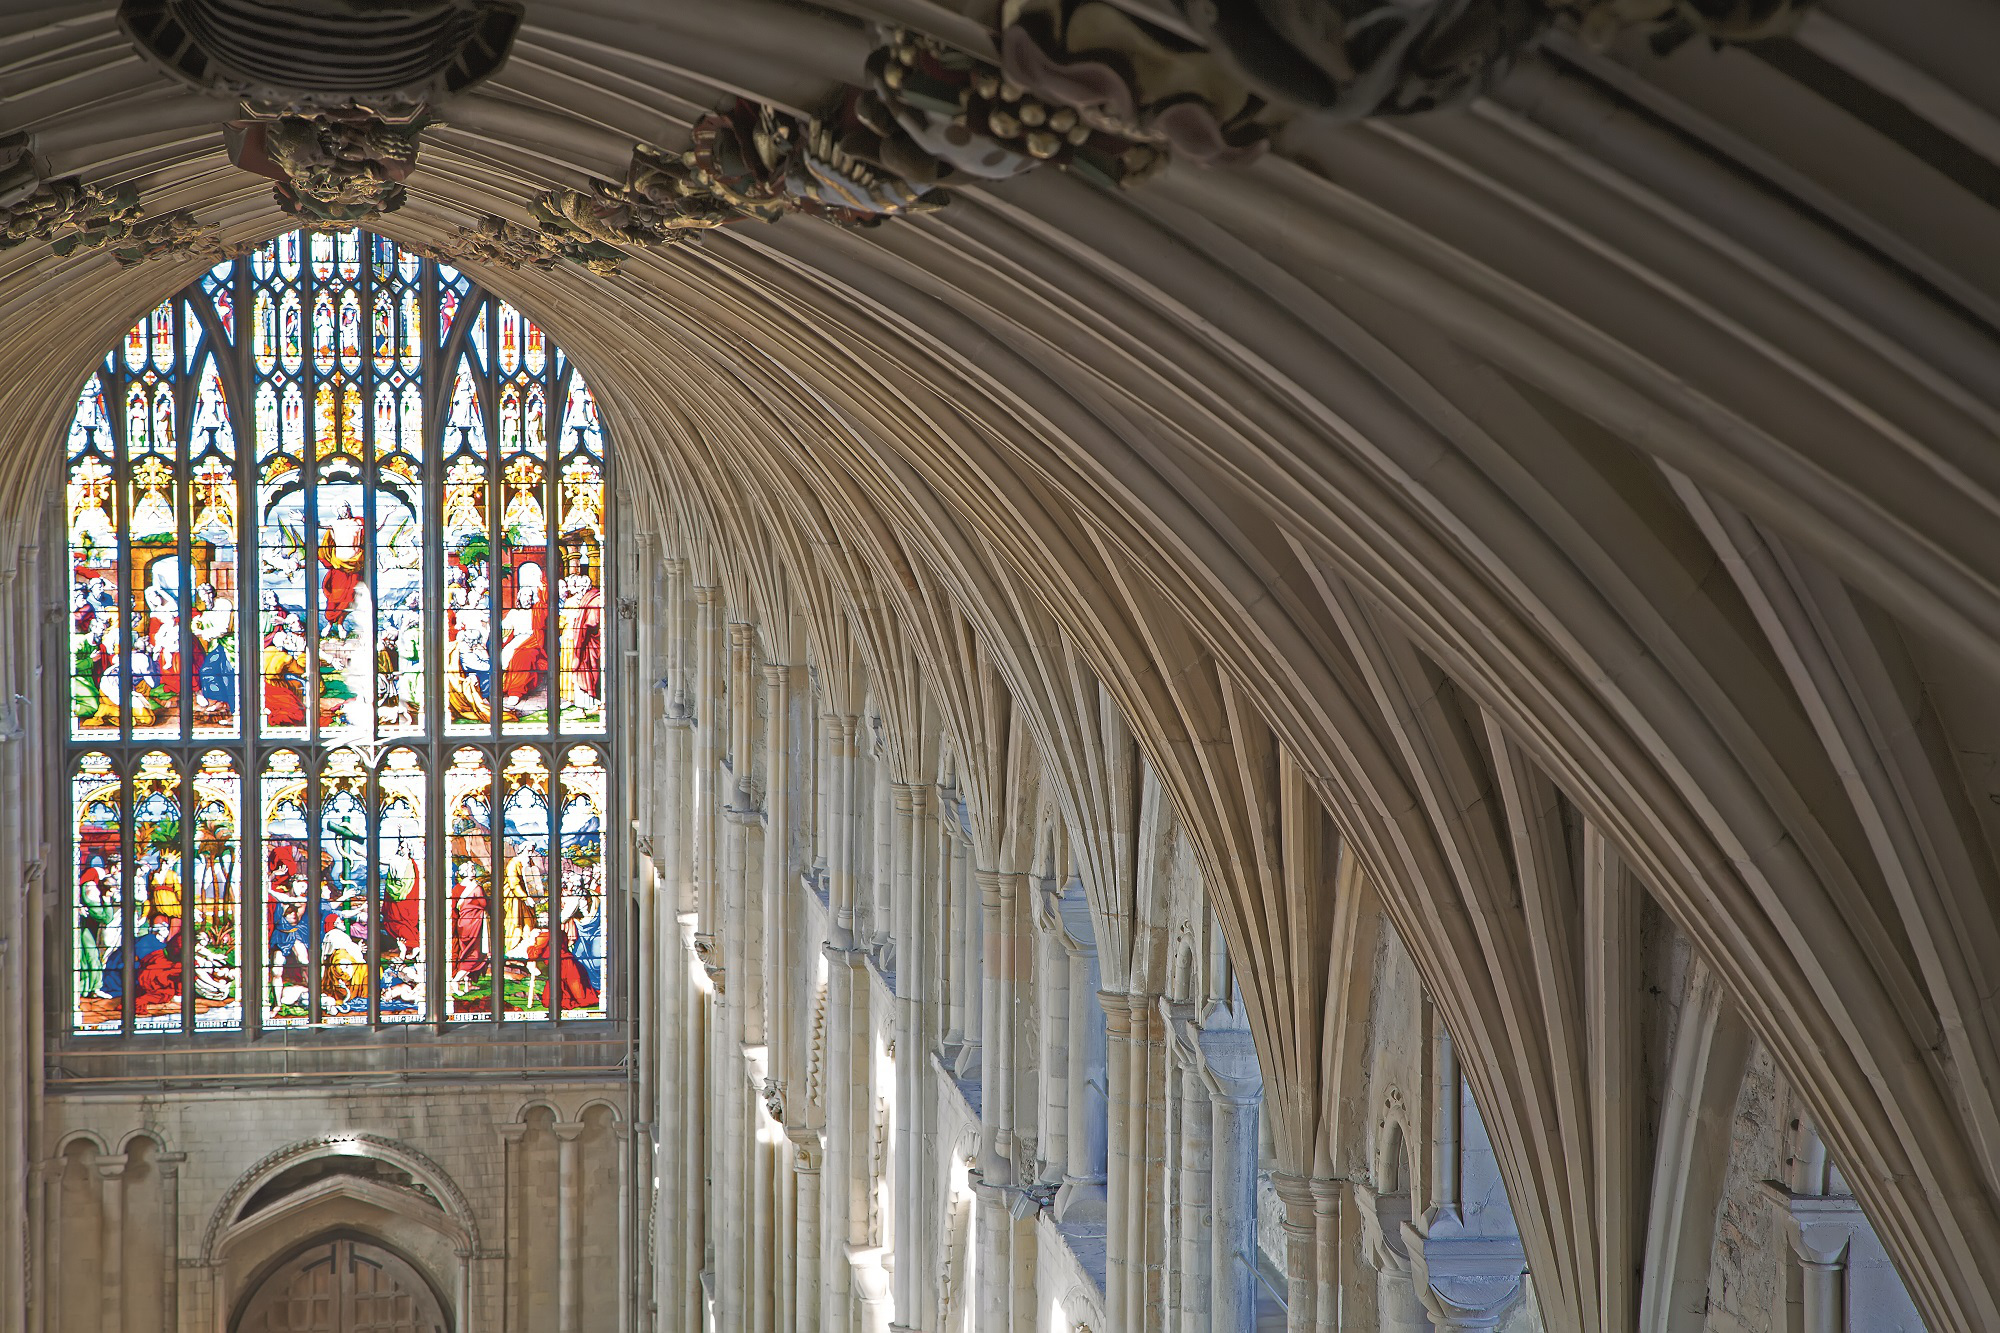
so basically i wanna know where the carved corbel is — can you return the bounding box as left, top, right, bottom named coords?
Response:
left=226, top=106, right=430, bottom=221
left=1, top=132, right=231, bottom=265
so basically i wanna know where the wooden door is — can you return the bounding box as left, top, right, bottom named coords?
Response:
left=235, top=1239, right=448, bottom=1333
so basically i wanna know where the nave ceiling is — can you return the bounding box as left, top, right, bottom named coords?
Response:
left=2, top=3, right=1998, bottom=1331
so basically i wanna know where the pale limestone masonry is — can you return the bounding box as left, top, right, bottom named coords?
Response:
left=2, top=3, right=1995, bottom=1331
left=40, top=1084, right=630, bottom=1331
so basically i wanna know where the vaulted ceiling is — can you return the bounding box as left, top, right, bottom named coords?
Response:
left=4, top=3, right=1999, bottom=1330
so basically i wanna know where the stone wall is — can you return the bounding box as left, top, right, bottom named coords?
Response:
left=37, top=1081, right=631, bottom=1331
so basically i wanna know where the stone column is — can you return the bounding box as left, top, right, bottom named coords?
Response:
left=1311, top=1177, right=1344, bottom=1333
left=654, top=710, right=691, bottom=1333
left=1169, top=1021, right=1212, bottom=1333
left=891, top=781, right=933, bottom=1330
left=1768, top=1190, right=1862, bottom=1333
left=555, top=1120, right=585, bottom=1333
left=1128, top=1000, right=1168, bottom=1324
left=973, top=1177, right=1012, bottom=1330
left=777, top=1130, right=798, bottom=1333
left=692, top=587, right=723, bottom=936
left=1273, top=1174, right=1319, bottom=1332
left=751, top=1130, right=775, bottom=1333
left=1356, top=1187, right=1432, bottom=1333
left=823, top=938, right=864, bottom=1331
left=952, top=830, right=981, bottom=1078
left=944, top=823, right=970, bottom=1052
left=95, top=1152, right=128, bottom=1332
left=791, top=1132, right=824, bottom=1333
left=1200, top=1030, right=1263, bottom=1333
left=1054, top=890, right=1106, bottom=1227
left=763, top=664, right=796, bottom=1086
left=160, top=1151, right=185, bottom=1330
left=1037, top=890, right=1071, bottom=1187
left=1098, top=991, right=1134, bottom=1332
left=972, top=865, right=1016, bottom=1333
left=684, top=923, right=710, bottom=1333
left=975, top=869, right=1011, bottom=1179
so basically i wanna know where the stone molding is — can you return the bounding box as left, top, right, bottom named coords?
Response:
left=199, top=1132, right=482, bottom=1261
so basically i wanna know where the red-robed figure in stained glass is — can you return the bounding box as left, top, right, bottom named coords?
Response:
left=499, top=561, right=549, bottom=707
left=318, top=503, right=366, bottom=630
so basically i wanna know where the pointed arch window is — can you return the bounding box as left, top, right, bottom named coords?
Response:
left=62, top=227, right=615, bottom=1037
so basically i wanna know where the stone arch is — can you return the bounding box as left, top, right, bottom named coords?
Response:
left=571, top=1096, right=624, bottom=1127
left=201, top=1134, right=481, bottom=1265
left=51, top=1128, right=110, bottom=1160
left=509, top=1097, right=564, bottom=1128
left=115, top=1126, right=165, bottom=1156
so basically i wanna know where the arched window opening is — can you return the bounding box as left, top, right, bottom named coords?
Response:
left=62, top=227, right=614, bottom=1038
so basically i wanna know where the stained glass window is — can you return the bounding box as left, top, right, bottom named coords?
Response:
left=64, top=227, right=615, bottom=1036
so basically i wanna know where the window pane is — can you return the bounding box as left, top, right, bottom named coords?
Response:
left=557, top=375, right=606, bottom=733
left=444, top=360, right=494, bottom=732
left=319, top=749, right=370, bottom=1021
left=72, top=753, right=123, bottom=1032
left=377, top=747, right=428, bottom=1020
left=558, top=745, right=607, bottom=1018
left=65, top=227, right=614, bottom=1039
left=192, top=750, right=242, bottom=1029
left=131, top=750, right=184, bottom=1032
left=263, top=749, right=311, bottom=1027
left=68, top=375, right=120, bottom=739
left=446, top=746, right=495, bottom=1020
left=127, top=319, right=181, bottom=741
left=190, top=362, right=241, bottom=736
left=501, top=746, right=550, bottom=1018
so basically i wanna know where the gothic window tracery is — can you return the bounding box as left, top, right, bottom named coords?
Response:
left=63, top=227, right=613, bottom=1037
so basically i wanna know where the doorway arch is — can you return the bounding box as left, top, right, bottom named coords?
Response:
left=233, top=1236, right=449, bottom=1333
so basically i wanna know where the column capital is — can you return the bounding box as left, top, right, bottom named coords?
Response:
left=551, top=1121, right=587, bottom=1143
left=1405, top=1214, right=1527, bottom=1332
left=1760, top=1182, right=1864, bottom=1267
left=92, top=1152, right=130, bottom=1180
left=1196, top=1026, right=1263, bottom=1102
left=1270, top=1172, right=1320, bottom=1235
